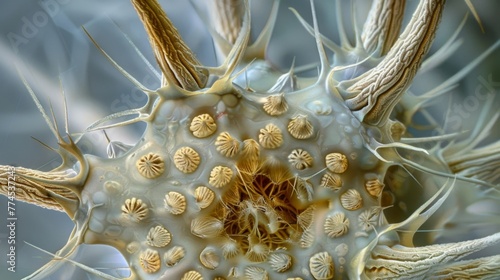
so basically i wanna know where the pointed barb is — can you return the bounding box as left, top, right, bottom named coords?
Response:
left=289, top=7, right=343, bottom=55
left=335, top=0, right=352, bottom=49
left=246, top=0, right=280, bottom=60
left=23, top=242, right=122, bottom=280
left=131, top=0, right=208, bottom=90
left=309, top=0, right=330, bottom=81
left=464, top=0, right=485, bottom=33
left=82, top=26, right=153, bottom=93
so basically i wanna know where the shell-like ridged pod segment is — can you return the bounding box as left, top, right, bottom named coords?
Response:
left=221, top=238, right=240, bottom=259
left=245, top=243, right=270, bottom=262
left=121, top=197, right=149, bottom=222
left=309, top=251, right=334, bottom=280
left=174, top=147, right=201, bottom=173
left=297, top=205, right=316, bottom=230
left=136, top=153, right=165, bottom=179
left=191, top=216, right=224, bottom=239
left=242, top=138, right=260, bottom=159
left=200, top=247, right=220, bottom=270
left=263, top=94, right=288, bottom=116
left=139, top=249, right=161, bottom=274
left=164, top=246, right=185, bottom=267
left=300, top=227, right=315, bottom=248
left=215, top=132, right=240, bottom=157
left=358, top=207, right=381, bottom=232
left=164, top=191, right=186, bottom=215
left=239, top=139, right=261, bottom=173
left=320, top=172, right=342, bottom=191
left=365, top=178, right=385, bottom=198
left=288, top=115, right=314, bottom=139
left=194, top=186, right=215, bottom=209
left=262, top=157, right=292, bottom=184
left=295, top=177, right=313, bottom=202
left=325, top=153, right=348, bottom=173
left=209, top=166, right=233, bottom=188
left=245, top=266, right=269, bottom=280
left=146, top=225, right=171, bottom=248
left=181, top=270, right=203, bottom=280
left=127, top=242, right=140, bottom=254
left=324, top=212, right=349, bottom=238
left=259, top=124, right=283, bottom=149
left=269, top=252, right=292, bottom=273
left=288, top=149, right=313, bottom=170
left=340, top=189, right=363, bottom=211
left=190, top=113, right=217, bottom=138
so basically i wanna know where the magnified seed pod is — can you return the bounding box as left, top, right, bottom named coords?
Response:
left=221, top=238, right=240, bottom=259
left=191, top=216, right=224, bottom=239
left=190, top=113, right=217, bottom=138
left=288, top=149, right=313, bottom=170
left=121, top=197, right=149, bottom=222
left=245, top=243, right=270, bottom=262
left=269, top=252, right=292, bottom=273
left=297, top=205, right=316, bottom=230
left=7, top=0, right=500, bottom=279
left=309, top=251, right=334, bottom=280
left=164, top=246, right=186, bottom=267
left=181, top=270, right=203, bottom=280
left=136, top=153, right=165, bottom=179
left=259, top=123, right=283, bottom=149
left=164, top=191, right=187, bottom=215
left=320, top=172, right=342, bottom=191
left=174, top=147, right=201, bottom=174
left=215, top=132, right=240, bottom=157
left=325, top=152, right=348, bottom=173
left=358, top=207, right=381, bottom=232
left=239, top=139, right=261, bottom=173
left=139, top=249, right=161, bottom=274
left=241, top=138, right=260, bottom=159
left=300, top=227, right=315, bottom=248
left=365, top=178, right=384, bottom=198
left=263, top=94, right=288, bottom=116
left=245, top=266, right=269, bottom=280
left=146, top=225, right=171, bottom=248
left=209, top=166, right=233, bottom=188
left=324, top=212, right=349, bottom=238
left=194, top=186, right=215, bottom=209
left=288, top=115, right=314, bottom=139
left=340, top=189, right=363, bottom=211
left=200, top=247, right=220, bottom=270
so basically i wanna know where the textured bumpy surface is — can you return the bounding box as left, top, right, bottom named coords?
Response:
left=1, top=0, right=500, bottom=279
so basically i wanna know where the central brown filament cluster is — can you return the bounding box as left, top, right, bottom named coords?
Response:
left=215, top=154, right=306, bottom=259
